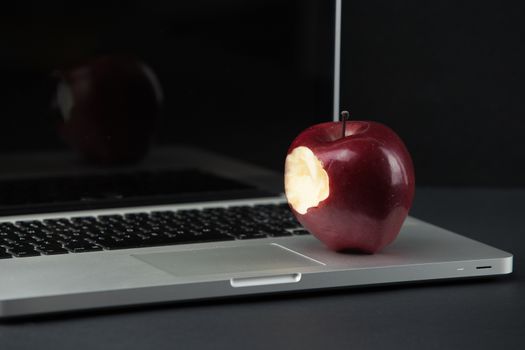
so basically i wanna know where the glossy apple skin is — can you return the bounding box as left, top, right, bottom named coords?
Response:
left=55, top=55, right=162, bottom=164
left=286, top=121, right=415, bottom=253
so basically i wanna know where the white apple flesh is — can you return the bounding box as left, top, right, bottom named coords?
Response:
left=284, top=146, right=329, bottom=214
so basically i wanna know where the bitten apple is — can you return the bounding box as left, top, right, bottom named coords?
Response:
left=284, top=113, right=415, bottom=253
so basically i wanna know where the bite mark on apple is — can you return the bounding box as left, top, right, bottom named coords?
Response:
left=284, top=146, right=329, bottom=215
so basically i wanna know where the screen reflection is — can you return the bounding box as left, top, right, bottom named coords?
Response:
left=0, top=0, right=335, bottom=213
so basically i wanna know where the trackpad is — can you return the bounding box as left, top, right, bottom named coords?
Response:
left=133, top=244, right=323, bottom=277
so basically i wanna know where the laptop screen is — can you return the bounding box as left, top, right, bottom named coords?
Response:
left=0, top=0, right=337, bottom=215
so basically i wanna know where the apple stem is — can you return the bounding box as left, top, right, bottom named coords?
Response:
left=340, top=110, right=350, bottom=138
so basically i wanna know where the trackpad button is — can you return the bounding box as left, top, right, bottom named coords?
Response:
left=133, top=244, right=323, bottom=277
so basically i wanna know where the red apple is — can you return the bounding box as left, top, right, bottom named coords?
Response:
left=284, top=115, right=415, bottom=253
left=53, top=55, right=163, bottom=164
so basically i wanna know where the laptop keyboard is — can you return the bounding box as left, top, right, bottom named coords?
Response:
left=0, top=203, right=309, bottom=259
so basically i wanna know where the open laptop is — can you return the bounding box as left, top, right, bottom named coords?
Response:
left=0, top=0, right=512, bottom=318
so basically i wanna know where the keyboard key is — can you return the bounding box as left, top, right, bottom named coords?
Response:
left=9, top=247, right=41, bottom=257
left=71, top=216, right=97, bottom=223
left=281, top=222, right=300, bottom=230
left=62, top=238, right=102, bottom=252
left=98, top=214, right=124, bottom=222
left=124, top=213, right=150, bottom=221
left=0, top=232, right=19, bottom=241
left=15, top=220, right=46, bottom=229
left=235, top=232, right=268, bottom=240
left=266, top=230, right=292, bottom=237
left=67, top=245, right=103, bottom=253
left=292, top=229, right=310, bottom=235
left=38, top=246, right=69, bottom=255
left=2, top=242, right=34, bottom=250
left=11, top=235, right=39, bottom=245
left=43, top=218, right=72, bottom=227
left=0, top=222, right=17, bottom=231
left=0, top=248, right=12, bottom=259
left=150, top=210, right=176, bottom=218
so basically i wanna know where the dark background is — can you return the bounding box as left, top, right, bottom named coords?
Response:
left=0, top=0, right=523, bottom=190
left=0, top=0, right=333, bottom=176
left=340, top=0, right=525, bottom=186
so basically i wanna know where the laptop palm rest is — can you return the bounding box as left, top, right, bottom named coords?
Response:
left=132, top=244, right=323, bottom=277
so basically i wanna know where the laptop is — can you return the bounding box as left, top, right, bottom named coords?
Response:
left=0, top=0, right=512, bottom=318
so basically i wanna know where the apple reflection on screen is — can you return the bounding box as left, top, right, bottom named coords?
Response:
left=52, top=55, right=163, bottom=165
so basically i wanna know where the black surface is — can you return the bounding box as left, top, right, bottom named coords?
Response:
left=0, top=169, right=273, bottom=216
left=0, top=0, right=335, bottom=190
left=340, top=0, right=525, bottom=186
left=1, top=187, right=523, bottom=349
left=0, top=169, right=255, bottom=206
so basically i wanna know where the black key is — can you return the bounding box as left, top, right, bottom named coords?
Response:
left=147, top=217, right=173, bottom=227
left=281, top=222, right=300, bottom=230
left=15, top=220, right=46, bottom=229
left=254, top=223, right=279, bottom=230
left=98, top=214, right=124, bottom=222
left=34, top=241, right=63, bottom=248
left=0, top=240, right=12, bottom=249
left=9, top=247, right=41, bottom=257
left=180, top=231, right=235, bottom=244
left=192, top=228, right=235, bottom=239
left=288, top=217, right=301, bottom=225
left=177, top=209, right=200, bottom=216
left=66, top=230, right=93, bottom=239
left=0, top=247, right=12, bottom=259
left=292, top=229, right=310, bottom=235
left=202, top=207, right=226, bottom=214
left=124, top=213, right=150, bottom=221
left=103, top=236, right=152, bottom=250
left=38, top=246, right=69, bottom=255
left=3, top=242, right=34, bottom=250
left=235, top=232, right=268, bottom=240
left=32, top=239, right=61, bottom=248
left=228, top=227, right=257, bottom=237
left=0, top=222, right=17, bottom=231
left=10, top=236, right=39, bottom=245
left=0, top=232, right=19, bottom=241
left=253, top=204, right=277, bottom=210
left=27, top=230, right=49, bottom=240
left=62, top=238, right=100, bottom=250
left=67, top=245, right=103, bottom=253
left=71, top=216, right=97, bottom=223
left=150, top=211, right=176, bottom=218
left=89, top=235, right=112, bottom=246
left=61, top=237, right=89, bottom=245
left=101, top=238, right=146, bottom=250
left=227, top=205, right=251, bottom=211
left=0, top=251, right=12, bottom=259
left=143, top=235, right=188, bottom=246
left=43, top=218, right=72, bottom=227
left=266, top=230, right=292, bottom=237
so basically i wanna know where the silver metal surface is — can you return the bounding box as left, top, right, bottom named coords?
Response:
left=0, top=200, right=513, bottom=317
left=333, top=0, right=342, bottom=119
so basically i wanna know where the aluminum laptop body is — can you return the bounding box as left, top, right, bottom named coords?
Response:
left=0, top=0, right=512, bottom=318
